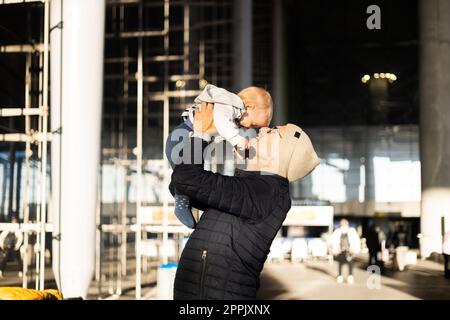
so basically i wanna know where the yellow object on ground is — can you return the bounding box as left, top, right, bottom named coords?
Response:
left=0, top=287, right=63, bottom=300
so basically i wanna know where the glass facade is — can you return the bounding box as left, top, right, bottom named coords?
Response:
left=292, top=125, right=420, bottom=217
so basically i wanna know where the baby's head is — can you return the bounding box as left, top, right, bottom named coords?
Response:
left=238, top=87, right=273, bottom=128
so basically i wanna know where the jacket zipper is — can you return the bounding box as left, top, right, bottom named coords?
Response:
left=200, top=249, right=208, bottom=299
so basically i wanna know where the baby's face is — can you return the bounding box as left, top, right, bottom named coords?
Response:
left=239, top=109, right=270, bottom=128
left=238, top=91, right=272, bottom=128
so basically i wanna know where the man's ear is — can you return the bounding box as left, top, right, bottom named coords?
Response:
left=240, top=110, right=249, bottom=119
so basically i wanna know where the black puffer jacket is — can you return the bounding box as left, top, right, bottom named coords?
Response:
left=171, top=137, right=291, bottom=300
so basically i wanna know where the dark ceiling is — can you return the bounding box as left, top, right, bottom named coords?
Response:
left=285, top=0, right=419, bottom=126
left=0, top=0, right=420, bottom=140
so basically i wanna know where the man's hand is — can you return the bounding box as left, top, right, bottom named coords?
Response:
left=193, top=102, right=217, bottom=136
left=259, top=127, right=272, bottom=135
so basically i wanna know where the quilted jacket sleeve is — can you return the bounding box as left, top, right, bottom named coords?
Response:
left=171, top=137, right=271, bottom=221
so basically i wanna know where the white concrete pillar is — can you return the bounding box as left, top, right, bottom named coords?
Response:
left=419, top=0, right=450, bottom=258
left=232, top=0, right=252, bottom=92
left=50, top=0, right=105, bottom=298
left=50, top=0, right=62, bottom=292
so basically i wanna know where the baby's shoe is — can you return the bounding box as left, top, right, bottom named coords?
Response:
left=174, top=194, right=196, bottom=229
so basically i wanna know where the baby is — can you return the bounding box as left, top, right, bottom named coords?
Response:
left=165, top=84, right=273, bottom=228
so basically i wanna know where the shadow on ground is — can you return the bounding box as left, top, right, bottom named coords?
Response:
left=353, top=256, right=450, bottom=300
left=304, top=261, right=336, bottom=279
left=257, top=271, right=293, bottom=300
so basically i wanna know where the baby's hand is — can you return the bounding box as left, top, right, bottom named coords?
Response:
left=259, top=127, right=271, bottom=135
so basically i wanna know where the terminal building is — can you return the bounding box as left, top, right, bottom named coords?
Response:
left=0, top=0, right=449, bottom=299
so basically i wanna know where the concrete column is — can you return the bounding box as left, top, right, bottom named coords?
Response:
left=364, top=127, right=376, bottom=216
left=50, top=0, right=62, bottom=292
left=50, top=0, right=105, bottom=298
left=368, top=78, right=389, bottom=125
left=272, top=0, right=287, bottom=125
left=345, top=157, right=360, bottom=204
left=419, top=0, right=450, bottom=258
left=232, top=0, right=252, bottom=92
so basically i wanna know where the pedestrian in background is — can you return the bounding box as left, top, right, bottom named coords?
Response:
left=331, top=219, right=361, bottom=284
left=366, top=222, right=385, bottom=268
left=393, top=224, right=409, bottom=271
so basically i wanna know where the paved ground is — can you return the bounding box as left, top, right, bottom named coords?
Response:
left=257, top=258, right=450, bottom=300
left=1, top=254, right=450, bottom=300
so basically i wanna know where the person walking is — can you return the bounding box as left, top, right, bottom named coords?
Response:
left=366, top=222, right=386, bottom=270
left=331, top=219, right=361, bottom=284
left=393, top=224, right=409, bottom=271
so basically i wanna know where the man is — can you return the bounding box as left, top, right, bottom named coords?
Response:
left=393, top=224, right=409, bottom=271
left=331, top=219, right=361, bottom=284
left=170, top=102, right=320, bottom=299
left=366, top=222, right=385, bottom=268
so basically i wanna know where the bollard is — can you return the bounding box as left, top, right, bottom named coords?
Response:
left=156, top=263, right=178, bottom=300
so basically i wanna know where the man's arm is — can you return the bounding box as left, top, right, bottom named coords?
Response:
left=171, top=136, right=268, bottom=221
